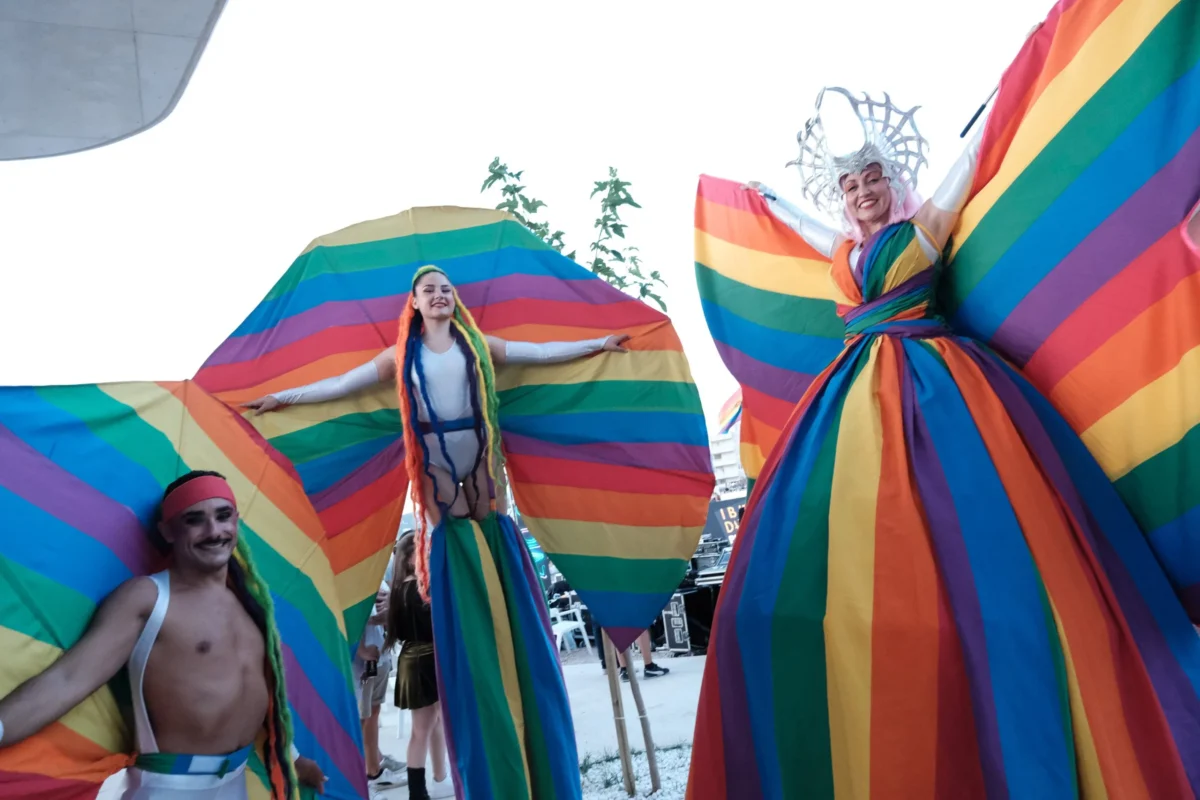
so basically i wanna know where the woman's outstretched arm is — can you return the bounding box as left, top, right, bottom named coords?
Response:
left=487, top=334, right=630, bottom=365
left=745, top=183, right=843, bottom=259
left=243, top=345, right=397, bottom=415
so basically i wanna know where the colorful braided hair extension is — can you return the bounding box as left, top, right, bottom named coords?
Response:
left=394, top=265, right=505, bottom=599
left=160, top=471, right=298, bottom=800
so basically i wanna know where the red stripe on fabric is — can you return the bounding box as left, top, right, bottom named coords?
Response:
left=1024, top=230, right=1197, bottom=390
left=743, top=384, right=801, bottom=432
left=0, top=771, right=102, bottom=800
left=697, top=174, right=769, bottom=215
left=933, top=571, right=986, bottom=799
left=479, top=297, right=664, bottom=333
left=506, top=452, right=712, bottom=497
left=686, top=654, right=728, bottom=799
left=318, top=464, right=409, bottom=538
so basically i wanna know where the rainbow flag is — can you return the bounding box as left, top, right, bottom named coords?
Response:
left=197, top=207, right=713, bottom=649
left=0, top=207, right=712, bottom=798
left=947, top=0, right=1200, bottom=617
left=716, top=389, right=742, bottom=435
left=694, top=182, right=842, bottom=479
left=0, top=382, right=365, bottom=799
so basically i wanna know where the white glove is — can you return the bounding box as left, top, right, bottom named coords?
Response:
left=751, top=183, right=840, bottom=258
left=932, top=108, right=990, bottom=214
left=270, top=361, right=381, bottom=405
left=505, top=338, right=609, bottom=364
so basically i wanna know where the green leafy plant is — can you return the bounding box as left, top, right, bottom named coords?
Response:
left=482, top=158, right=667, bottom=311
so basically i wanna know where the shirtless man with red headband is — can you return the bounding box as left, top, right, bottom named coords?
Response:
left=0, top=470, right=325, bottom=799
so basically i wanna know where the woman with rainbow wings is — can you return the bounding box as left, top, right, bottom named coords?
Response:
left=690, top=2, right=1200, bottom=796
left=246, top=265, right=628, bottom=799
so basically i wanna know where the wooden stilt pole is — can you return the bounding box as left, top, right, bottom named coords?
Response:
left=624, top=650, right=660, bottom=793
left=603, top=631, right=635, bottom=797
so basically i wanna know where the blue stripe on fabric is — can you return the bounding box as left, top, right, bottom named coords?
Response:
left=234, top=246, right=596, bottom=338
left=430, top=521, right=495, bottom=796
left=571, top=588, right=678, bottom=631
left=291, top=433, right=400, bottom=496
left=699, top=299, right=844, bottom=376
left=499, top=410, right=708, bottom=448
left=906, top=342, right=1074, bottom=795
left=0, top=386, right=164, bottom=527
left=953, top=56, right=1200, bottom=340
left=1149, top=505, right=1200, bottom=589
left=494, top=514, right=581, bottom=799
left=0, top=484, right=133, bottom=603
left=289, top=701, right=357, bottom=800
left=1001, top=360, right=1200, bottom=696
left=734, top=338, right=866, bottom=798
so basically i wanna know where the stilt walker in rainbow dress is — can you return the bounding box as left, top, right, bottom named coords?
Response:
left=690, top=2, right=1200, bottom=796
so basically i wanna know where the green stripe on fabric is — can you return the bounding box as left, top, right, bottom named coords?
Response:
left=445, top=516, right=529, bottom=800
left=547, top=553, right=688, bottom=594
left=772, top=346, right=867, bottom=799
left=1037, top=574, right=1077, bottom=786
left=498, top=380, right=702, bottom=418
left=268, top=410, right=401, bottom=465
left=1114, top=421, right=1200, bottom=531
left=268, top=221, right=545, bottom=299
left=695, top=263, right=844, bottom=339
left=342, top=592, right=376, bottom=648
left=863, top=224, right=918, bottom=301
left=482, top=515, right=555, bottom=800
left=0, top=553, right=96, bottom=648
left=239, top=525, right=353, bottom=688
left=946, top=2, right=1200, bottom=309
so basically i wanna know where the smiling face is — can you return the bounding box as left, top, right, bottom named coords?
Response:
left=840, top=164, right=893, bottom=228
left=159, top=497, right=239, bottom=572
left=412, top=270, right=455, bottom=320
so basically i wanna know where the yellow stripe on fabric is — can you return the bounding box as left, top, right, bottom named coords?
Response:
left=249, top=385, right=398, bottom=439
left=335, top=545, right=393, bottom=614
left=952, top=0, right=1178, bottom=252
left=1052, top=603, right=1108, bottom=800
left=300, top=208, right=511, bottom=254
left=739, top=440, right=768, bottom=482
left=881, top=236, right=933, bottom=292
left=522, top=518, right=702, bottom=560
left=495, top=350, right=693, bottom=392
left=695, top=229, right=849, bottom=303
left=470, top=521, right=533, bottom=796
left=245, top=770, right=271, bottom=800
left=99, top=384, right=346, bottom=635
left=0, top=626, right=127, bottom=752
left=824, top=342, right=882, bottom=800
left=1080, top=344, right=1200, bottom=479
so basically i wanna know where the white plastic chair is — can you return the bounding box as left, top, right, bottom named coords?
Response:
left=550, top=605, right=593, bottom=656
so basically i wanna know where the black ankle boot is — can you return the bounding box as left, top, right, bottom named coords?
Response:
left=407, top=766, right=429, bottom=799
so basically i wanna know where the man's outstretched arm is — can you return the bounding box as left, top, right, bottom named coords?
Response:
left=0, top=577, right=155, bottom=746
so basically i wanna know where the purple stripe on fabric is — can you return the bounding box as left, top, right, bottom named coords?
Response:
left=961, top=341, right=1200, bottom=789
left=281, top=642, right=364, bottom=795
left=842, top=269, right=934, bottom=326
left=1181, top=583, right=1200, bottom=620
left=713, top=341, right=814, bottom=406
left=604, top=627, right=643, bottom=653
left=311, top=439, right=406, bottom=513
left=204, top=296, right=403, bottom=369
left=502, top=432, right=712, bottom=476
left=995, top=127, right=1200, bottom=364
left=0, top=422, right=156, bottom=576
left=204, top=274, right=636, bottom=370
left=899, top=354, right=1009, bottom=800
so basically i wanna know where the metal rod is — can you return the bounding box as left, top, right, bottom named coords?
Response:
left=960, top=86, right=998, bottom=138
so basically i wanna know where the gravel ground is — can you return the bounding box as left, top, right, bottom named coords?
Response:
left=580, top=745, right=692, bottom=800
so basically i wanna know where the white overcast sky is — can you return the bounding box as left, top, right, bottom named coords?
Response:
left=0, top=0, right=1050, bottom=426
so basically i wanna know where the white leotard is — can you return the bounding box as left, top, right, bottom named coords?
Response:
left=409, top=343, right=483, bottom=479
left=128, top=571, right=171, bottom=754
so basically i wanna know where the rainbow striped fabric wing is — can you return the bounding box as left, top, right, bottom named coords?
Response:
left=196, top=206, right=714, bottom=649
left=695, top=176, right=846, bottom=479
left=0, top=382, right=366, bottom=799
left=717, top=388, right=742, bottom=435
left=945, top=0, right=1200, bottom=615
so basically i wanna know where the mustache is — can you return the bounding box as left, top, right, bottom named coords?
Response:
left=196, top=535, right=233, bottom=545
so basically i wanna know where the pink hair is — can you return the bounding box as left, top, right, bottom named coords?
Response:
left=842, top=179, right=922, bottom=243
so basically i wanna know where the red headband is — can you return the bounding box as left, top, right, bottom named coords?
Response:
left=161, top=476, right=238, bottom=522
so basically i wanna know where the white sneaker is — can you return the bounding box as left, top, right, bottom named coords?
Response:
left=380, top=755, right=407, bottom=772
left=370, top=767, right=408, bottom=788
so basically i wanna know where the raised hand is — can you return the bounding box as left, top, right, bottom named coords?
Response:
left=603, top=334, right=631, bottom=353
left=241, top=396, right=283, bottom=416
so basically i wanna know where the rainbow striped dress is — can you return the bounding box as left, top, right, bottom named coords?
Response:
left=688, top=221, right=1200, bottom=798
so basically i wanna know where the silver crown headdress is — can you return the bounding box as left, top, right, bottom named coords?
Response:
left=788, top=87, right=929, bottom=219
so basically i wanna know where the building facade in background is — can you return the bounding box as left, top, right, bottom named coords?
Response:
left=710, top=431, right=747, bottom=499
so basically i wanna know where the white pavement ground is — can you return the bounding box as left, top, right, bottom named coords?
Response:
left=375, top=651, right=704, bottom=800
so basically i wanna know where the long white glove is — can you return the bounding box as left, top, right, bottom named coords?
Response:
left=753, top=184, right=841, bottom=258
left=505, top=338, right=609, bottom=364
left=270, top=361, right=381, bottom=405
left=932, top=108, right=991, bottom=214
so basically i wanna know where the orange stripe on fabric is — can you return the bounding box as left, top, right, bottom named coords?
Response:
left=1050, top=268, right=1200, bottom=432
left=318, top=465, right=409, bottom=538
left=323, top=496, right=407, bottom=574
left=506, top=453, right=711, bottom=497
left=514, top=482, right=709, bottom=528
left=695, top=195, right=825, bottom=259
left=165, top=383, right=326, bottom=545
left=866, top=339, right=940, bottom=796
left=831, top=242, right=863, bottom=305
left=217, top=350, right=381, bottom=405
left=938, top=342, right=1184, bottom=798
left=1051, top=603, right=1109, bottom=800
left=743, top=384, right=798, bottom=431
left=0, top=721, right=128, bottom=784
